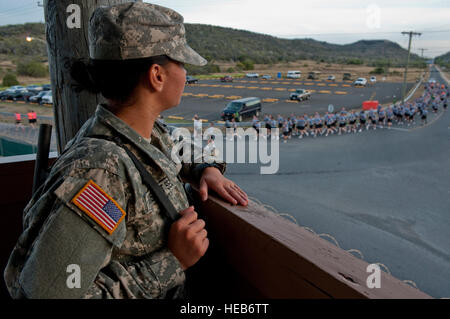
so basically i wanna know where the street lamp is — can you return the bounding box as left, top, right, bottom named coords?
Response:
left=25, top=36, right=46, bottom=44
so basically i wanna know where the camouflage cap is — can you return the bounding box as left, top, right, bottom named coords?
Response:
left=89, top=2, right=207, bottom=66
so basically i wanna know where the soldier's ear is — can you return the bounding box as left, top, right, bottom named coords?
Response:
left=147, top=64, right=165, bottom=93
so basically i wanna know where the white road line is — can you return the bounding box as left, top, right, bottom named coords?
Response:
left=386, top=127, right=410, bottom=132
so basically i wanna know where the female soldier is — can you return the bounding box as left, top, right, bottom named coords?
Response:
left=4, top=2, right=247, bottom=299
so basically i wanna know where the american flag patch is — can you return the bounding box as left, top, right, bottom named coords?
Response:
left=72, top=180, right=126, bottom=235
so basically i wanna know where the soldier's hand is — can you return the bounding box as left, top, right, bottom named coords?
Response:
left=168, top=206, right=209, bottom=270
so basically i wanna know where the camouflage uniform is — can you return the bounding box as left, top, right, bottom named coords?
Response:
left=3, top=2, right=222, bottom=299
left=4, top=105, right=225, bottom=299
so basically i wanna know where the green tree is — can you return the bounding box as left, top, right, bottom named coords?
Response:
left=17, top=61, right=48, bottom=77
left=3, top=73, right=19, bottom=86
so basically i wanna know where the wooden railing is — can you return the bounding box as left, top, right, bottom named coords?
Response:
left=0, top=156, right=431, bottom=299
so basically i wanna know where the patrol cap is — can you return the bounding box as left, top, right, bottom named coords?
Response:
left=89, top=1, right=207, bottom=66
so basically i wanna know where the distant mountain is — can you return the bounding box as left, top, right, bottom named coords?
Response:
left=0, top=22, right=425, bottom=68
left=435, top=52, right=450, bottom=65
left=185, top=24, right=424, bottom=67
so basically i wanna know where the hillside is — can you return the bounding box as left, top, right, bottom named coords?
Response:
left=185, top=24, right=424, bottom=67
left=435, top=51, right=450, bottom=66
left=0, top=22, right=426, bottom=77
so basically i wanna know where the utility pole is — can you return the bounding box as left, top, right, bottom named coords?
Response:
left=44, top=0, right=142, bottom=151
left=418, top=48, right=427, bottom=58
left=401, top=31, right=421, bottom=104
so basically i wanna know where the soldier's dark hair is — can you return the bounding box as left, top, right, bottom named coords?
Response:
left=70, top=55, right=170, bottom=106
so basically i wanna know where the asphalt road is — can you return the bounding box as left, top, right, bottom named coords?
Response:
left=162, top=77, right=415, bottom=121
left=222, top=66, right=450, bottom=298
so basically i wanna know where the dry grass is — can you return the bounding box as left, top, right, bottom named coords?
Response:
left=214, top=59, right=425, bottom=83
left=0, top=101, right=53, bottom=116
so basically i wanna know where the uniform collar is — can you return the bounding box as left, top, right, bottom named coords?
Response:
left=92, top=104, right=178, bottom=177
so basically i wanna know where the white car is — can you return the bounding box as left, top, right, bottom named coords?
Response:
left=287, top=71, right=301, bottom=79
left=245, top=73, right=259, bottom=78
left=40, top=91, right=53, bottom=105
left=327, top=75, right=336, bottom=81
left=353, top=78, right=368, bottom=87
left=370, top=76, right=377, bottom=84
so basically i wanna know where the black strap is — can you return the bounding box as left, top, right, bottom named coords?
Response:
left=90, top=135, right=179, bottom=222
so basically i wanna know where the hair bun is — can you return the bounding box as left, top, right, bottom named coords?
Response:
left=70, top=59, right=101, bottom=94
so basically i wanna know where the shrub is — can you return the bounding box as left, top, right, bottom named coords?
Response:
left=236, top=59, right=254, bottom=71
left=226, top=67, right=235, bottom=73
left=17, top=61, right=48, bottom=77
left=2, top=73, right=19, bottom=86
left=370, top=67, right=386, bottom=75
left=185, top=63, right=221, bottom=75
left=346, top=58, right=364, bottom=65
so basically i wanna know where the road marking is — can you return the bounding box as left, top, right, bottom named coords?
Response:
left=274, top=88, right=286, bottom=91
left=387, top=127, right=409, bottom=132
left=261, top=87, right=272, bottom=90
left=192, top=93, right=208, bottom=97
left=226, top=96, right=242, bottom=100
left=334, top=91, right=348, bottom=95
left=342, top=84, right=351, bottom=87
left=208, top=94, right=224, bottom=98
left=318, top=90, right=331, bottom=94
left=167, top=115, right=185, bottom=120
left=262, top=98, right=279, bottom=103
left=317, top=83, right=326, bottom=86
left=285, top=100, right=298, bottom=103
left=247, top=86, right=259, bottom=89
left=328, top=84, right=338, bottom=87
left=369, top=92, right=377, bottom=100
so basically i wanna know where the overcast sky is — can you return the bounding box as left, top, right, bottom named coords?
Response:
left=0, top=0, right=449, bottom=57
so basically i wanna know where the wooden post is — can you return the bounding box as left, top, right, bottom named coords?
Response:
left=44, top=0, right=142, bottom=152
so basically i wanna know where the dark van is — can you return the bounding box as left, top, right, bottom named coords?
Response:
left=221, top=97, right=262, bottom=122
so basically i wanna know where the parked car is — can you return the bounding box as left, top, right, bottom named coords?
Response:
left=220, top=75, right=233, bottom=82
left=186, top=76, right=198, bottom=84
left=221, top=97, right=261, bottom=122
left=26, top=85, right=43, bottom=93
left=1, top=88, right=28, bottom=101
left=353, top=78, right=368, bottom=87
left=327, top=75, right=336, bottom=81
left=11, top=90, right=35, bottom=102
left=40, top=91, right=53, bottom=105
left=261, top=75, right=272, bottom=80
left=343, top=73, right=352, bottom=81
left=370, top=76, right=377, bottom=84
left=307, top=71, right=321, bottom=80
left=0, top=89, right=14, bottom=100
left=287, top=71, right=301, bottom=79
left=8, top=85, right=25, bottom=91
left=289, top=89, right=311, bottom=101
left=29, top=91, right=49, bottom=104
left=245, top=73, right=259, bottom=78
left=42, top=84, right=51, bottom=91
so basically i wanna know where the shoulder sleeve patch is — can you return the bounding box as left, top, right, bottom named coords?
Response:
left=71, top=180, right=126, bottom=235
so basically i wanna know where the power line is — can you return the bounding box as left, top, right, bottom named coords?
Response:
left=401, top=31, right=421, bottom=104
